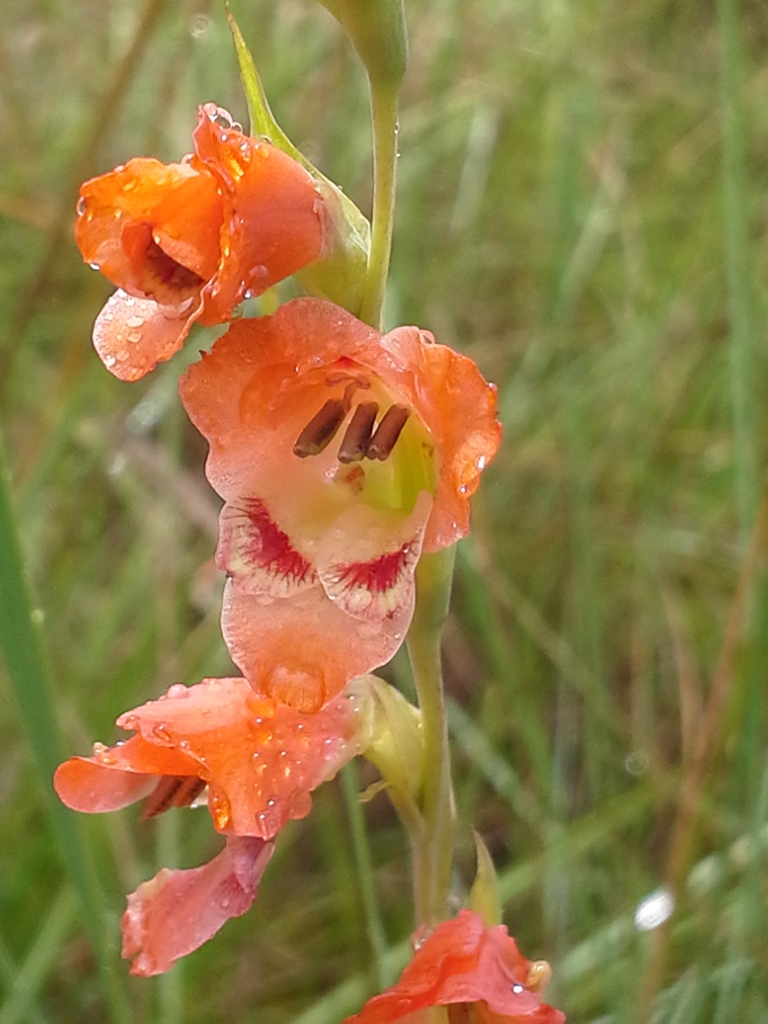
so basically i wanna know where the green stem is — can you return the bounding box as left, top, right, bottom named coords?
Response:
left=406, top=547, right=457, bottom=927
left=359, top=80, right=400, bottom=329
left=341, top=762, right=389, bottom=989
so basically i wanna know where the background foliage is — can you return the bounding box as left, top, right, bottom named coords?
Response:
left=2, top=0, right=768, bottom=1020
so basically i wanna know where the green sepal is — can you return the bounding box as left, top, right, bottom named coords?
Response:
left=227, top=9, right=370, bottom=315
left=317, top=0, right=407, bottom=88
left=361, top=676, right=424, bottom=804
left=467, top=830, right=502, bottom=927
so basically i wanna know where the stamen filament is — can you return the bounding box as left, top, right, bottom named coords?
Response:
left=338, top=402, right=379, bottom=463
left=367, top=403, right=410, bottom=460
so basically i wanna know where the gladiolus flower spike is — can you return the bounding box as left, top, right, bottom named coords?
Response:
left=179, top=297, right=501, bottom=713
left=54, top=677, right=372, bottom=975
left=345, top=909, right=566, bottom=1024
left=75, top=103, right=326, bottom=380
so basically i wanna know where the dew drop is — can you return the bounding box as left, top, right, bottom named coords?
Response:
left=512, top=984, right=525, bottom=995
left=220, top=895, right=230, bottom=909
left=92, top=741, right=116, bottom=765
left=88, top=262, right=100, bottom=271
left=167, top=683, right=189, bottom=699
left=104, top=355, right=116, bottom=368
left=126, top=315, right=144, bottom=329
left=127, top=330, right=142, bottom=344
left=152, top=723, right=172, bottom=743
left=76, top=197, right=87, bottom=216
left=476, top=454, right=487, bottom=471
left=210, top=790, right=232, bottom=830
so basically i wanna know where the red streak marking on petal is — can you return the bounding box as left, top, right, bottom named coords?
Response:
left=336, top=543, right=411, bottom=596
left=243, top=499, right=315, bottom=587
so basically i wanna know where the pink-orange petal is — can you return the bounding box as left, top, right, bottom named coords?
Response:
left=93, top=289, right=202, bottom=381
left=316, top=493, right=432, bottom=622
left=217, top=498, right=318, bottom=598
left=191, top=105, right=325, bottom=320
left=178, top=299, right=500, bottom=551
left=118, top=677, right=369, bottom=836
left=121, top=836, right=274, bottom=976
left=221, top=583, right=411, bottom=713
left=344, top=911, right=565, bottom=1024
left=75, top=156, right=222, bottom=291
left=54, top=735, right=200, bottom=814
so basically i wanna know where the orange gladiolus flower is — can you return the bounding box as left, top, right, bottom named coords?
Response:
left=344, top=910, right=566, bottom=1024
left=54, top=677, right=371, bottom=974
left=179, top=298, right=501, bottom=713
left=75, top=103, right=326, bottom=381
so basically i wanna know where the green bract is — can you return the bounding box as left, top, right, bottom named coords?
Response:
left=228, top=11, right=370, bottom=316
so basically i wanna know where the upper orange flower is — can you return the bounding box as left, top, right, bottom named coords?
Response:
left=344, top=909, right=566, bottom=1024
left=54, top=676, right=371, bottom=974
left=75, top=103, right=326, bottom=381
left=179, top=298, right=501, bottom=712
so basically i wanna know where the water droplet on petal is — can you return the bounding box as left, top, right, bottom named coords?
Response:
left=88, top=262, right=100, bottom=271
left=76, top=197, right=87, bottom=216
left=512, top=983, right=525, bottom=995
left=152, top=723, right=172, bottom=743
left=126, top=315, right=144, bottom=329
left=92, top=741, right=116, bottom=765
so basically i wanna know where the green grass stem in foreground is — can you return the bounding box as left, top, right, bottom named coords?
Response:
left=3, top=0, right=768, bottom=1020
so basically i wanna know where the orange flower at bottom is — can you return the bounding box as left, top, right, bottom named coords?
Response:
left=344, top=910, right=565, bottom=1024
left=54, top=677, right=371, bottom=974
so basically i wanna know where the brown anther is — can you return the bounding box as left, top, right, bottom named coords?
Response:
left=293, top=398, right=347, bottom=457
left=366, top=404, right=411, bottom=461
left=447, top=1005, right=473, bottom=1024
left=142, top=776, right=206, bottom=819
left=338, top=402, right=379, bottom=463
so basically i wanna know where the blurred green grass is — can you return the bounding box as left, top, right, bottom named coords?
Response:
left=2, top=0, right=768, bottom=1020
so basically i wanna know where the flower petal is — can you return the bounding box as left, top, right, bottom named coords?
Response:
left=54, top=735, right=198, bottom=813
left=344, top=910, right=565, bottom=1024
left=121, top=836, right=274, bottom=976
left=316, top=491, right=432, bottom=622
left=222, top=583, right=411, bottom=713
left=56, top=678, right=371, bottom=836
left=76, top=157, right=222, bottom=292
left=179, top=298, right=500, bottom=550
left=93, top=289, right=202, bottom=381
left=217, top=498, right=319, bottom=598
left=192, top=105, right=326, bottom=320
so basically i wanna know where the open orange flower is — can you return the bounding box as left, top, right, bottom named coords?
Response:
left=75, top=103, right=326, bottom=380
left=344, top=909, right=565, bottom=1024
left=54, top=676, right=371, bottom=974
left=179, top=298, right=501, bottom=713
